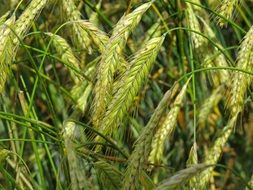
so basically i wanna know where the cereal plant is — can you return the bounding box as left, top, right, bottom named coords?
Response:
left=0, top=0, right=253, bottom=189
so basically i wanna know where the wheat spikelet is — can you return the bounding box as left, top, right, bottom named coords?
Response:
left=0, top=11, right=10, bottom=26
left=92, top=2, right=152, bottom=128
left=97, top=35, right=164, bottom=139
left=13, top=0, right=48, bottom=46
left=62, top=0, right=92, bottom=54
left=88, top=0, right=102, bottom=26
left=187, top=4, right=230, bottom=86
left=187, top=143, right=198, bottom=167
left=198, top=85, right=224, bottom=130
left=74, top=83, right=93, bottom=114
left=187, top=3, right=218, bottom=85
left=216, top=0, right=241, bottom=27
left=201, top=18, right=230, bottom=83
left=199, top=116, right=237, bottom=189
left=79, top=21, right=109, bottom=53
left=0, top=149, right=10, bottom=163
left=186, top=142, right=199, bottom=190
left=229, top=25, right=253, bottom=116
left=122, top=82, right=188, bottom=190
left=141, top=22, right=162, bottom=47
left=46, top=33, right=81, bottom=84
left=0, top=16, right=15, bottom=93
left=148, top=81, right=188, bottom=165
left=186, top=4, right=207, bottom=50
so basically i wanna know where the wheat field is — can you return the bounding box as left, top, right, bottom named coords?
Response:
left=0, top=0, right=253, bottom=189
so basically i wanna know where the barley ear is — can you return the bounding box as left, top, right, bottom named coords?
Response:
left=88, top=0, right=102, bottom=26
left=200, top=18, right=230, bottom=83
left=199, top=116, right=237, bottom=189
left=186, top=4, right=206, bottom=49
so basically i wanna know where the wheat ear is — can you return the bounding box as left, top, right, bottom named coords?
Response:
left=216, top=0, right=241, bottom=27
left=187, top=4, right=229, bottom=86
left=186, top=142, right=199, bottom=190
left=0, top=16, right=15, bottom=93
left=187, top=4, right=207, bottom=50
left=198, top=85, right=224, bottom=130
left=0, top=149, right=10, bottom=163
left=148, top=81, right=188, bottom=165
left=122, top=82, right=189, bottom=190
left=88, top=0, right=102, bottom=26
left=98, top=35, right=165, bottom=138
left=201, top=18, right=230, bottom=83
left=13, top=0, right=48, bottom=47
left=79, top=21, right=109, bottom=53
left=62, top=0, right=92, bottom=54
left=141, top=22, right=162, bottom=48
left=92, top=2, right=152, bottom=128
left=228, top=25, right=253, bottom=116
left=199, top=116, right=237, bottom=189
left=0, top=11, right=10, bottom=26
left=46, top=33, right=81, bottom=84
